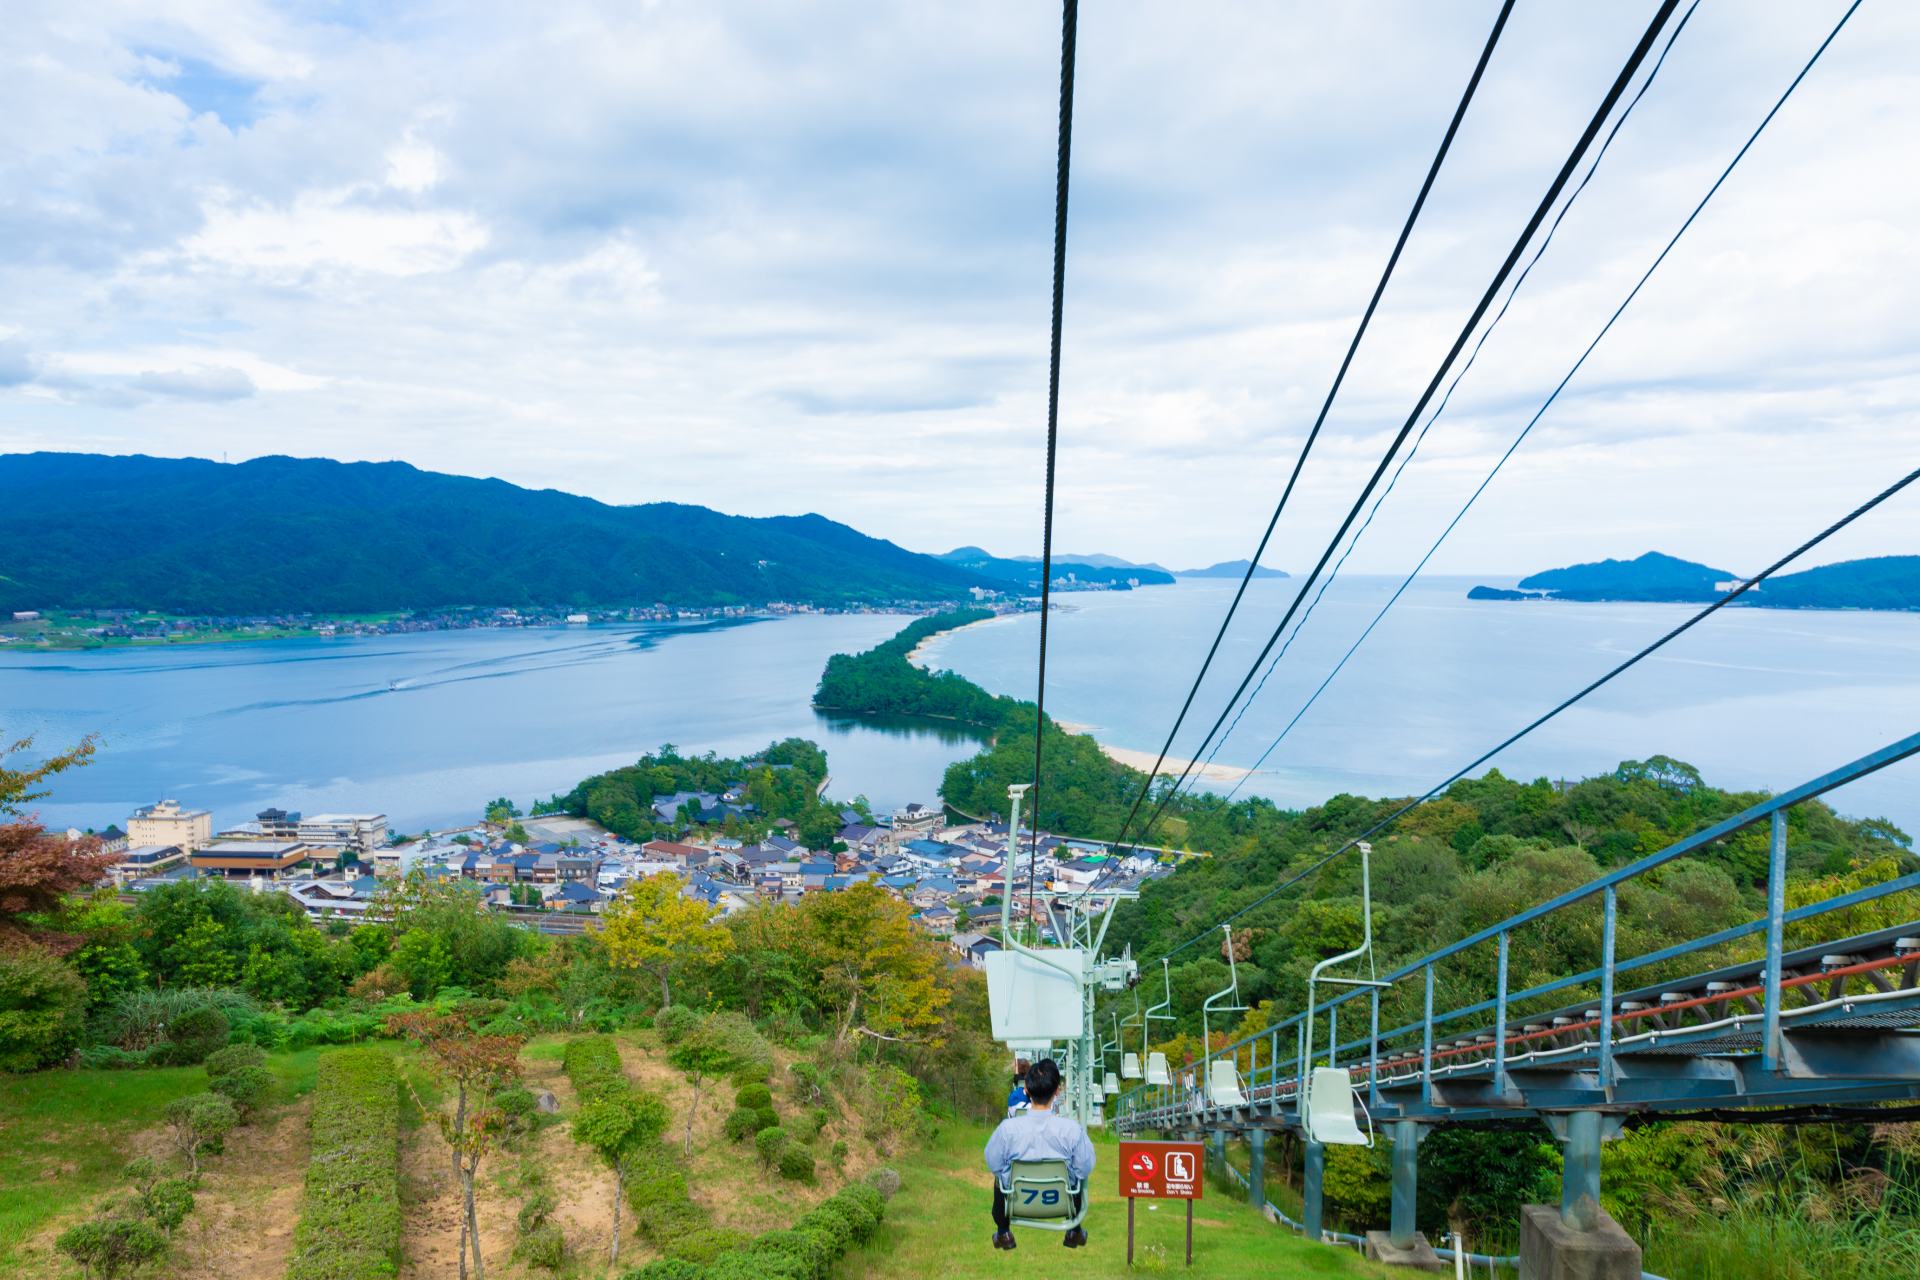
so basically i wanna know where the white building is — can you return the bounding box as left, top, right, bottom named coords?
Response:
left=297, top=814, right=389, bottom=857
left=128, top=800, right=213, bottom=854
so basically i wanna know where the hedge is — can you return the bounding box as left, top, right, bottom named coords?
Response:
left=562, top=1034, right=627, bottom=1103
left=286, top=1048, right=401, bottom=1280
left=629, top=1182, right=890, bottom=1280
left=627, top=1144, right=708, bottom=1247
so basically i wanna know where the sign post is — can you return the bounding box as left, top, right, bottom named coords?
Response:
left=1118, top=1139, right=1205, bottom=1267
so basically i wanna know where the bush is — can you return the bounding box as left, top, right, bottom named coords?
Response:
left=139, top=1178, right=196, bottom=1234
left=735, top=1082, right=773, bottom=1111
left=830, top=1141, right=849, bottom=1173
left=493, top=1085, right=539, bottom=1136
left=103, top=986, right=257, bottom=1053
left=624, top=1261, right=706, bottom=1280
left=0, top=943, right=89, bottom=1071
left=517, top=1187, right=557, bottom=1235
left=513, top=1221, right=566, bottom=1270
left=203, top=1043, right=268, bottom=1077
left=163, top=1092, right=237, bottom=1170
left=755, top=1125, right=788, bottom=1168
left=778, top=1145, right=816, bottom=1184
left=655, top=1004, right=697, bottom=1044
left=55, top=1217, right=167, bottom=1279
left=754, top=1106, right=778, bottom=1133
left=866, top=1167, right=900, bottom=1200
left=76, top=1044, right=152, bottom=1070
left=724, top=1106, right=760, bottom=1142
left=286, top=1048, right=401, bottom=1280
left=153, top=1004, right=230, bottom=1066
left=562, top=1035, right=626, bottom=1103
left=730, top=1059, right=770, bottom=1086
left=627, top=1146, right=707, bottom=1247
left=209, top=1064, right=274, bottom=1116
left=666, top=1226, right=746, bottom=1264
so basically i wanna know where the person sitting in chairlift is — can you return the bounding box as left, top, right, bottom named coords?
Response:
left=1005, top=1057, right=1030, bottom=1117
left=983, top=1058, right=1094, bottom=1251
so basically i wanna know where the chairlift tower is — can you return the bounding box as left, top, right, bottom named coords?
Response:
left=985, top=783, right=1137, bottom=1125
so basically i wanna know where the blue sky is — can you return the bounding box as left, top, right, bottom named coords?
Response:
left=2, top=0, right=1916, bottom=573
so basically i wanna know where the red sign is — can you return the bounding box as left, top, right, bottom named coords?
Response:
left=1118, top=1140, right=1204, bottom=1200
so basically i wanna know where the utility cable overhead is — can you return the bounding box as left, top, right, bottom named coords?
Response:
left=1113, top=0, right=1684, bottom=854
left=1193, top=0, right=1703, bottom=788
left=1214, top=0, right=1865, bottom=806
left=1158, top=461, right=1920, bottom=961
left=1099, top=0, right=1518, bottom=857
left=1026, top=0, right=1079, bottom=923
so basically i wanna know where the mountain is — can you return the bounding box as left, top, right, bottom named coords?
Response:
left=1177, top=559, right=1289, bottom=580
left=934, top=547, right=1175, bottom=589
left=0, top=453, right=995, bottom=614
left=1468, top=551, right=1920, bottom=611
left=1004, top=551, right=1171, bottom=573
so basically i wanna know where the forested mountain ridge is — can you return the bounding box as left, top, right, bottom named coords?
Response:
left=0, top=452, right=993, bottom=614
left=1469, top=550, right=1920, bottom=610
left=935, top=546, right=1175, bottom=588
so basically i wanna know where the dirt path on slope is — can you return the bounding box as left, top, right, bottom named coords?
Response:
left=168, top=1098, right=312, bottom=1280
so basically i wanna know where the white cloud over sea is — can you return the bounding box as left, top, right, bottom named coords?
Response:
left=2, top=0, right=1917, bottom=573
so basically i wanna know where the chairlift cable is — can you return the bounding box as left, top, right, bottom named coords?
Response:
left=1027, top=0, right=1080, bottom=925
left=1191, top=0, right=1705, bottom=787
left=1211, top=0, right=1864, bottom=806
left=1101, top=0, right=1519, bottom=859
left=1158, top=460, right=1920, bottom=961
left=1111, top=0, right=1684, bottom=854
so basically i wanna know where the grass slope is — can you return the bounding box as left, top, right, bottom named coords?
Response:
left=840, top=1122, right=1390, bottom=1280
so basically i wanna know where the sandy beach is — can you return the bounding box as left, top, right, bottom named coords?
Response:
left=1054, top=719, right=1252, bottom=784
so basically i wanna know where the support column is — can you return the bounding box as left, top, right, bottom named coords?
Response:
left=1523, top=1113, right=1640, bottom=1280
left=1364, top=1122, right=1443, bottom=1270
left=1247, top=1127, right=1266, bottom=1210
left=1302, top=1139, right=1325, bottom=1242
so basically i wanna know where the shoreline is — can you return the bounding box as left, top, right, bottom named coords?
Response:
left=1054, top=719, right=1252, bottom=784
left=903, top=611, right=1002, bottom=668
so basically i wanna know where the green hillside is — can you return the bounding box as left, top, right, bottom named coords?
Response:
left=0, top=453, right=991, bottom=614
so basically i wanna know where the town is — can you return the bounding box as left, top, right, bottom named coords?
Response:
left=85, top=790, right=1178, bottom=958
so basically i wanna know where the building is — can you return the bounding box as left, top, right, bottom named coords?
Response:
left=189, top=839, right=316, bottom=880
left=255, top=807, right=303, bottom=839
left=128, top=800, right=213, bottom=854
left=111, top=844, right=190, bottom=883
left=892, top=802, right=943, bottom=838
left=297, top=814, right=388, bottom=857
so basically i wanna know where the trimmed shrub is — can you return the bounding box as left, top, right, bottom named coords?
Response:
left=734, top=1082, right=773, bottom=1111
left=286, top=1048, right=401, bottom=1280
left=203, top=1043, right=268, bottom=1077
left=777, top=1145, right=816, bottom=1184
left=562, top=1035, right=626, bottom=1103
left=55, top=1217, right=167, bottom=1279
left=209, top=1064, right=273, bottom=1116
left=493, top=1085, right=539, bottom=1136
left=0, top=944, right=89, bottom=1071
left=753, top=1106, right=778, bottom=1133
left=754, top=1125, right=787, bottom=1168
left=163, top=1092, right=237, bottom=1171
left=730, top=1058, right=770, bottom=1086
left=723, top=1106, right=759, bottom=1142
left=624, top=1261, right=707, bottom=1280
left=655, top=1004, right=697, bottom=1044
left=666, top=1226, right=747, bottom=1264
left=153, top=1004, right=230, bottom=1066
left=626, top=1146, right=707, bottom=1247
left=139, top=1178, right=196, bottom=1235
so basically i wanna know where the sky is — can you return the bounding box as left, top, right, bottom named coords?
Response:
left=3, top=0, right=1917, bottom=574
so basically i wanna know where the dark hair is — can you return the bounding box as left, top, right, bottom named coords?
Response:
left=1025, top=1058, right=1062, bottom=1104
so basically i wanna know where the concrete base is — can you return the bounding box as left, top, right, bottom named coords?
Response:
left=1519, top=1204, right=1642, bottom=1280
left=1363, top=1230, right=1447, bottom=1271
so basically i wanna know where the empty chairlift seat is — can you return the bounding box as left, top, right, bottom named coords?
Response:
left=1303, top=1066, right=1371, bottom=1146
left=1145, top=1051, right=1171, bottom=1085
left=1103, top=1071, right=1120, bottom=1097
left=1121, top=1052, right=1142, bottom=1080
left=999, top=1159, right=1087, bottom=1232
left=1206, top=1059, right=1247, bottom=1108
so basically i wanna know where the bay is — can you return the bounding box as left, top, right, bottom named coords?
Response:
left=915, top=577, right=1920, bottom=836
left=0, top=616, right=982, bottom=835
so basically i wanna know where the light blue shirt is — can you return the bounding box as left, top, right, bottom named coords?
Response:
left=983, top=1106, right=1096, bottom=1182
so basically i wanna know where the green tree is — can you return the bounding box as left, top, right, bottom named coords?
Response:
left=666, top=1015, right=742, bottom=1157
left=597, top=872, right=731, bottom=1007
left=163, top=1092, right=238, bottom=1175
left=0, top=942, right=88, bottom=1070
left=571, top=1087, right=669, bottom=1267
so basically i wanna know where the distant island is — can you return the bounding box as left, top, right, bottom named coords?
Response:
left=935, top=546, right=1175, bottom=590
left=1469, top=551, right=1920, bottom=612
left=1178, top=559, right=1289, bottom=580
left=0, top=452, right=996, bottom=615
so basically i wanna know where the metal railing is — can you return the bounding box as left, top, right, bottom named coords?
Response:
left=1114, top=730, right=1920, bottom=1131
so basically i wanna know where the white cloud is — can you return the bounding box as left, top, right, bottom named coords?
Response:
left=0, top=0, right=1914, bottom=573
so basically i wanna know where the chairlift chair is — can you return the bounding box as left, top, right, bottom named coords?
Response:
left=1103, top=1070, right=1120, bottom=1097
left=1299, top=842, right=1381, bottom=1148
left=1206, top=1059, right=1248, bottom=1108
left=1121, top=1051, right=1142, bottom=1080
left=998, top=1160, right=1088, bottom=1232
left=1145, top=1051, right=1171, bottom=1085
